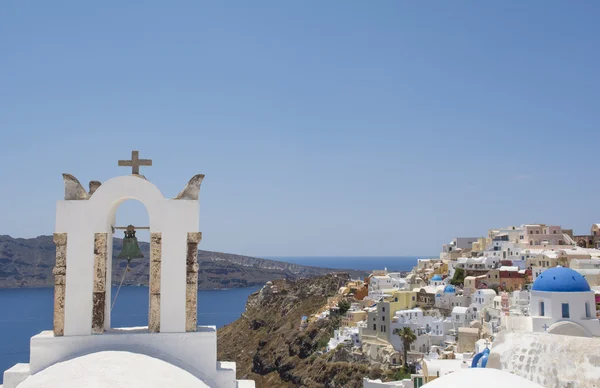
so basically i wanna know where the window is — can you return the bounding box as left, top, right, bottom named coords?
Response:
left=382, top=316, right=385, bottom=321
left=562, top=303, right=569, bottom=318
left=586, top=302, right=591, bottom=318
left=382, top=307, right=386, bottom=312
left=553, top=230, right=556, bottom=234
left=373, top=324, right=376, bottom=330
left=412, top=296, right=415, bottom=301
left=540, top=301, right=545, bottom=316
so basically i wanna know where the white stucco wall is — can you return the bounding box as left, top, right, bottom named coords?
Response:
left=25, top=328, right=237, bottom=388
left=487, top=330, right=600, bottom=388
left=530, top=290, right=600, bottom=336
left=363, top=377, right=411, bottom=387
left=55, top=176, right=199, bottom=335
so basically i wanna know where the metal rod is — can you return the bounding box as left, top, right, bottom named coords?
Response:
left=113, top=226, right=150, bottom=230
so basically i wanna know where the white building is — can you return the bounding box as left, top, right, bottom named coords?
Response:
left=450, top=306, right=476, bottom=328
left=509, top=290, right=530, bottom=315
left=369, top=274, right=407, bottom=299
left=455, top=256, right=499, bottom=272
left=389, top=309, right=446, bottom=356
left=327, top=326, right=361, bottom=351
left=570, top=258, right=600, bottom=287
left=470, top=289, right=497, bottom=319
left=434, top=285, right=471, bottom=311
left=529, top=266, right=600, bottom=337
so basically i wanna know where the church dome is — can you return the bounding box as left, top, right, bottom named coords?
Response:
left=431, top=274, right=442, bottom=281
left=532, top=267, right=591, bottom=292
left=443, top=284, right=456, bottom=294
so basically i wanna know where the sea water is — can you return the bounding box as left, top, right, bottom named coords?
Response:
left=0, top=286, right=259, bottom=384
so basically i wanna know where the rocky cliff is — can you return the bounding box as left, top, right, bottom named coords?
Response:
left=0, top=235, right=368, bottom=289
left=217, top=274, right=391, bottom=388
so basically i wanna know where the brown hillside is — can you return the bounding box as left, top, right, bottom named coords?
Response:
left=217, top=274, right=388, bottom=388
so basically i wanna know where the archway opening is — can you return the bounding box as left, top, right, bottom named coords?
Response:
left=109, top=199, right=151, bottom=329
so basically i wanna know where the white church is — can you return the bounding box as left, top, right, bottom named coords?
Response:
left=529, top=266, right=600, bottom=337
left=1, top=151, right=255, bottom=388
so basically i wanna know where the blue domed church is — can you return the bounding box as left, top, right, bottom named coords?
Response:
left=530, top=266, right=600, bottom=337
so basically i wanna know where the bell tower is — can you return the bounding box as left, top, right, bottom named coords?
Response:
left=2, top=150, right=256, bottom=388
left=53, top=150, right=204, bottom=336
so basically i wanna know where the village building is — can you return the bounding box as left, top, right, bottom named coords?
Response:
left=327, top=326, right=361, bottom=351
left=573, top=223, right=600, bottom=248
left=463, top=275, right=487, bottom=294
left=368, top=274, right=407, bottom=299
left=434, top=285, right=471, bottom=311
left=389, top=308, right=446, bottom=356
left=342, top=310, right=368, bottom=327
left=404, top=273, right=426, bottom=291
left=469, top=289, right=497, bottom=319
left=457, top=327, right=480, bottom=353
left=450, top=306, right=476, bottom=328
left=521, top=224, right=567, bottom=246
left=570, top=258, right=600, bottom=287
left=416, top=286, right=438, bottom=308
left=498, top=266, right=527, bottom=291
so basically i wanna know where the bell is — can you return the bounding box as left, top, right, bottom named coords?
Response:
left=117, top=225, right=144, bottom=264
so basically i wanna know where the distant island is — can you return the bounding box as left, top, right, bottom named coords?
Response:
left=0, top=235, right=369, bottom=289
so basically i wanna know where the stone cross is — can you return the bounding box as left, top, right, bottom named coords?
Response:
left=118, top=150, right=152, bottom=175
left=542, top=323, right=550, bottom=332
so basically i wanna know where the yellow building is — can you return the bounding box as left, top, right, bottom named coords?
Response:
left=471, top=237, right=488, bottom=253
left=342, top=310, right=368, bottom=327
left=381, top=290, right=418, bottom=320
left=432, top=261, right=448, bottom=277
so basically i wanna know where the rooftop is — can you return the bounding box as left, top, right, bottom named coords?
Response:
left=17, top=351, right=209, bottom=388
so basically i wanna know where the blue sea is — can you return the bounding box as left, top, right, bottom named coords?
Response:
left=269, top=256, right=423, bottom=273
left=0, top=286, right=259, bottom=384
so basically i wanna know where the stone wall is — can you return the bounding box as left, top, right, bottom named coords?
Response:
left=186, top=232, right=202, bottom=332
left=149, top=232, right=162, bottom=333
left=487, top=330, right=600, bottom=387
left=52, top=233, right=67, bottom=336
left=92, top=233, right=108, bottom=334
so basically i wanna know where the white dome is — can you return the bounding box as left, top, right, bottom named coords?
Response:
left=18, top=351, right=209, bottom=388
left=422, top=368, right=543, bottom=388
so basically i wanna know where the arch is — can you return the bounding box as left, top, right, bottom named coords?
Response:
left=547, top=320, right=592, bottom=337
left=89, top=176, right=166, bottom=232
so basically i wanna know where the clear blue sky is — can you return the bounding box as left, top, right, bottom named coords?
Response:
left=1, top=1, right=599, bottom=257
